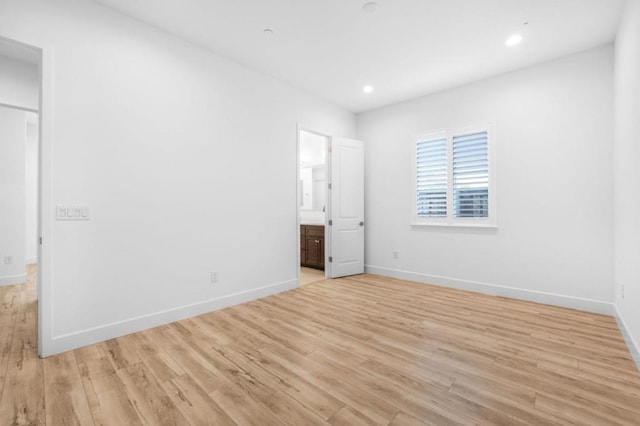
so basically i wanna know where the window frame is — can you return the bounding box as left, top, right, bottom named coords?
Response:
left=412, top=124, right=497, bottom=228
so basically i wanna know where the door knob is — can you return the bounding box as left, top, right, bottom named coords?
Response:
left=359, top=221, right=364, bottom=226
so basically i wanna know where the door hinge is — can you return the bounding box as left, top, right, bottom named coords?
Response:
left=39, top=237, right=42, bottom=245
left=328, top=144, right=332, bottom=153
left=329, top=256, right=333, bottom=263
left=328, top=183, right=332, bottom=189
left=328, top=220, right=333, bottom=226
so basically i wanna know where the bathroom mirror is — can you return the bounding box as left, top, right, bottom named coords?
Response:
left=299, top=130, right=327, bottom=211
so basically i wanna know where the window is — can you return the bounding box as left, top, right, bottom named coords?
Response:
left=414, top=126, right=495, bottom=227
left=416, top=137, right=448, bottom=218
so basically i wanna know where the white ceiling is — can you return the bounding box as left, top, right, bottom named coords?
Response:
left=93, top=0, right=624, bottom=113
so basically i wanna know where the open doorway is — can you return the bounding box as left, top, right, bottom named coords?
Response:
left=0, top=36, right=43, bottom=352
left=0, top=108, right=38, bottom=287
left=298, top=128, right=329, bottom=286
left=297, top=128, right=366, bottom=285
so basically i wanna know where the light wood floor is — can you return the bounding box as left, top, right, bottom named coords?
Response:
left=300, top=267, right=326, bottom=286
left=2, top=267, right=640, bottom=425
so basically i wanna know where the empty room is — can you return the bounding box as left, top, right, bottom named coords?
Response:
left=1, top=0, right=639, bottom=424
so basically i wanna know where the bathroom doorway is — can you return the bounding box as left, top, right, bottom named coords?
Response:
left=298, top=128, right=329, bottom=285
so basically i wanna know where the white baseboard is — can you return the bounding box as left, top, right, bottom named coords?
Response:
left=365, top=265, right=614, bottom=315
left=0, top=274, right=27, bottom=287
left=614, top=305, right=640, bottom=372
left=44, top=278, right=299, bottom=356
left=25, top=257, right=37, bottom=264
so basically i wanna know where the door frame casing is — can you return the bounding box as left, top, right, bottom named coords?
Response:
left=38, top=43, right=53, bottom=357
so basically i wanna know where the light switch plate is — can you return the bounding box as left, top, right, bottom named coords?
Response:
left=56, top=205, right=90, bottom=221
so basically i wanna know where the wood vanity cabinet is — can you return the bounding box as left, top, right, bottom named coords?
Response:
left=300, top=225, right=325, bottom=270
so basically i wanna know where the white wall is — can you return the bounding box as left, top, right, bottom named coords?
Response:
left=0, top=54, right=38, bottom=110
left=358, top=46, right=614, bottom=313
left=25, top=116, right=38, bottom=264
left=614, top=0, right=640, bottom=364
left=0, top=0, right=355, bottom=355
left=0, top=107, right=27, bottom=286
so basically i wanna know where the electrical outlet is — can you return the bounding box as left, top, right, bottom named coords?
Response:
left=3, top=256, right=12, bottom=265
left=392, top=251, right=399, bottom=259
left=211, top=272, right=218, bottom=283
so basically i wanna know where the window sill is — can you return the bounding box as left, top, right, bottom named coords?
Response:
left=411, top=222, right=497, bottom=229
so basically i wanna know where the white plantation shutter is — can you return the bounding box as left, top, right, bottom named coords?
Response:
left=414, top=126, right=494, bottom=226
left=452, top=131, right=489, bottom=218
left=416, top=138, right=448, bottom=218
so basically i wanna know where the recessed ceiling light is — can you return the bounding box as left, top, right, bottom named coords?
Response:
left=263, top=29, right=274, bottom=36
left=505, top=34, right=523, bottom=47
left=363, top=85, right=374, bottom=93
left=362, top=2, right=379, bottom=14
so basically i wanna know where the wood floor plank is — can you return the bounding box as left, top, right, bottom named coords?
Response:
left=145, top=326, right=229, bottom=394
left=160, top=374, right=235, bottom=425
left=259, top=345, right=400, bottom=424
left=0, top=287, right=20, bottom=402
left=388, top=412, right=427, bottom=426
left=261, top=390, right=330, bottom=426
left=209, top=382, right=282, bottom=426
left=158, top=323, right=280, bottom=402
left=328, top=406, right=379, bottom=426
left=74, top=345, right=142, bottom=426
left=0, top=327, right=44, bottom=425
left=43, top=352, right=94, bottom=426
left=448, top=379, right=565, bottom=425
left=307, top=350, right=478, bottom=426
left=99, top=338, right=141, bottom=372
left=0, top=265, right=43, bottom=426
left=534, top=392, right=624, bottom=426
left=224, top=341, right=345, bottom=421
left=492, top=353, right=640, bottom=415
left=2, top=267, right=640, bottom=425
left=115, top=361, right=189, bottom=425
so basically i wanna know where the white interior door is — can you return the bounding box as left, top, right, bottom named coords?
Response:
left=327, top=137, right=364, bottom=278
